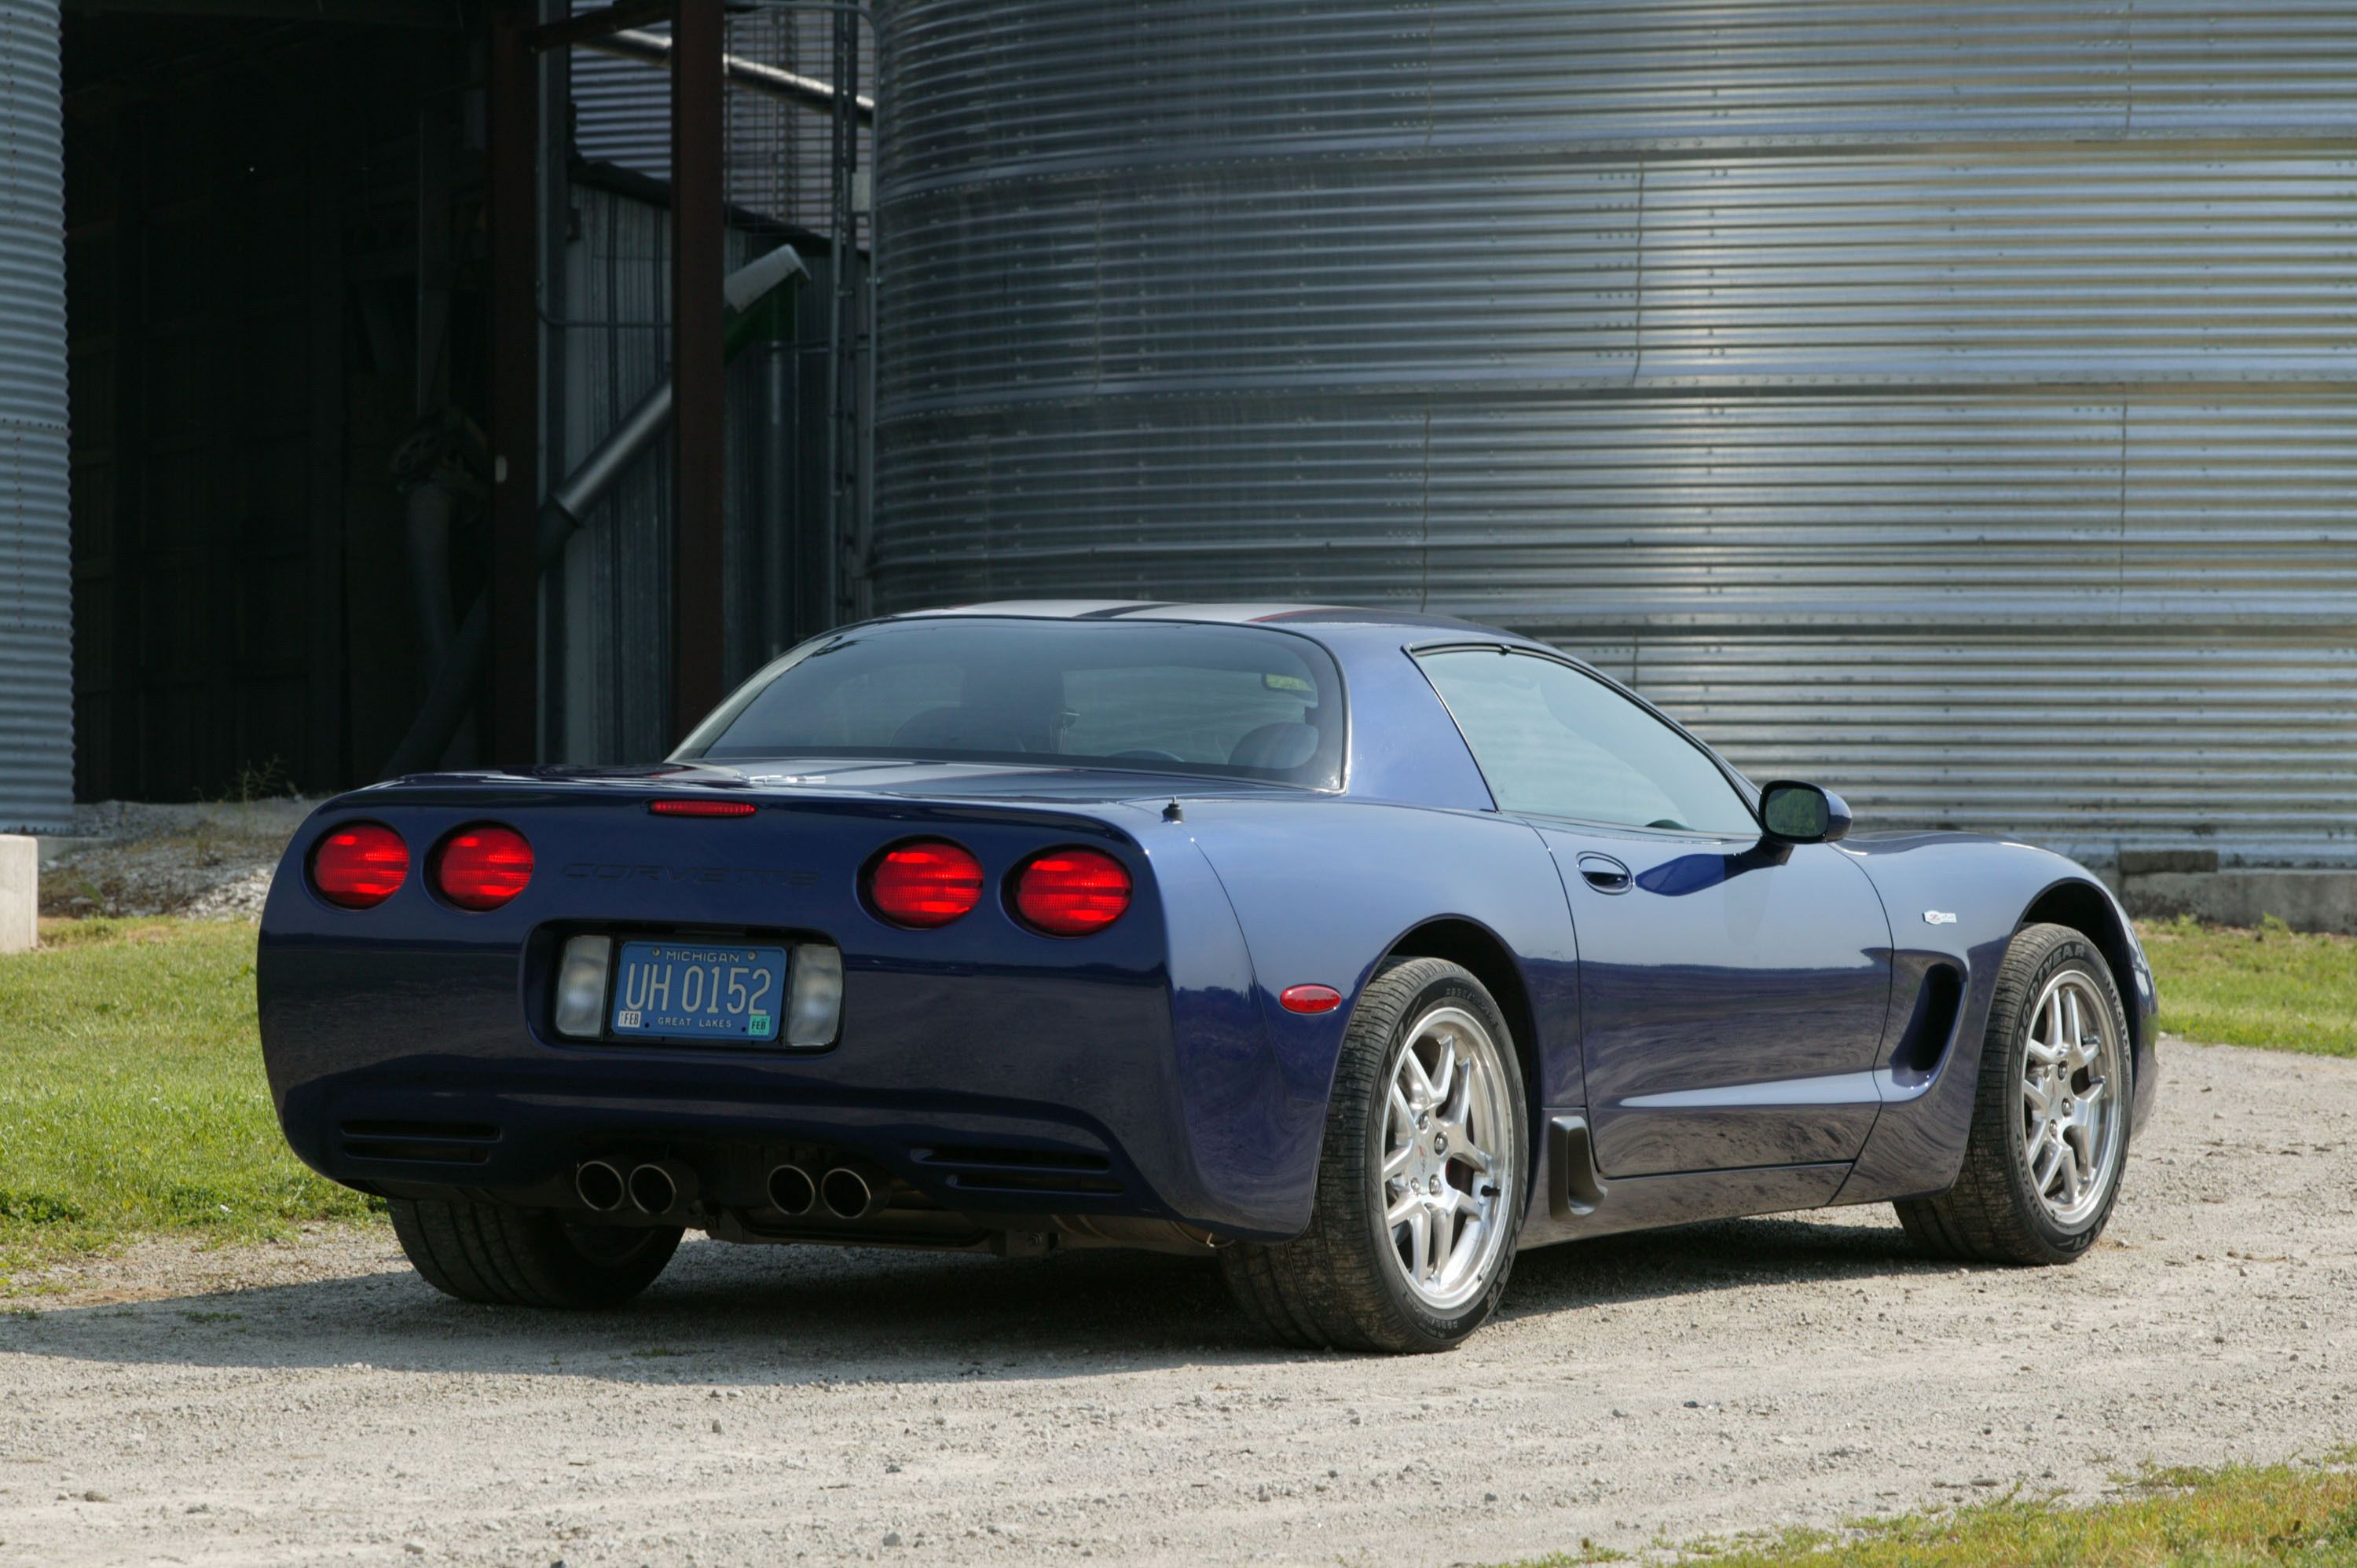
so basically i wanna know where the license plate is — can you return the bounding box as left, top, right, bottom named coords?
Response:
left=609, top=941, right=790, bottom=1043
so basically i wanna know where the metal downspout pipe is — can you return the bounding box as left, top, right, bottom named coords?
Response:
left=579, top=27, right=874, bottom=122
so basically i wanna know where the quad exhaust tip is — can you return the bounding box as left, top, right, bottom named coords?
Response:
left=628, top=1163, right=679, bottom=1215
left=767, top=1163, right=818, bottom=1217
left=575, top=1159, right=625, bottom=1214
left=821, top=1165, right=884, bottom=1222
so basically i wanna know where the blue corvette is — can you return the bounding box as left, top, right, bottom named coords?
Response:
left=259, top=603, right=2158, bottom=1352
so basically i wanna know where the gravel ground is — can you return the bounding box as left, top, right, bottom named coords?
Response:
left=2, top=1037, right=2352, bottom=1568
left=35, top=800, right=313, bottom=920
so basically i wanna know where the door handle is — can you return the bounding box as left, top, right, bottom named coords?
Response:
left=1576, top=852, right=1632, bottom=895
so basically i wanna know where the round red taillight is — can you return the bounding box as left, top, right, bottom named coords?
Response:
left=431, top=824, right=535, bottom=911
left=868, top=840, right=984, bottom=928
left=1012, top=848, right=1132, bottom=938
left=310, top=822, right=409, bottom=910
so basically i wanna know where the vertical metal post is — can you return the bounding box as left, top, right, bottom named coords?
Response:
left=486, top=5, right=541, bottom=763
left=762, top=333, right=794, bottom=659
left=825, top=1, right=860, bottom=625
left=669, top=0, right=727, bottom=740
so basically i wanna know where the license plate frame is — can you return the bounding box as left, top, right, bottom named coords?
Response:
left=607, top=940, right=792, bottom=1046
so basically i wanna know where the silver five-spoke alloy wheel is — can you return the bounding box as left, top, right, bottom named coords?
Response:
left=1380, top=1003, right=1519, bottom=1312
left=2019, top=970, right=2125, bottom=1227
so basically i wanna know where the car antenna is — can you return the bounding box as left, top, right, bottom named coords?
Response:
left=1162, top=798, right=1185, bottom=823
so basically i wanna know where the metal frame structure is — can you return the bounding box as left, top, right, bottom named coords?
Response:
left=474, top=0, right=871, bottom=757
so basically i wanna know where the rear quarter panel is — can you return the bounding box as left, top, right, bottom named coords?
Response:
left=1181, top=797, right=1582, bottom=1232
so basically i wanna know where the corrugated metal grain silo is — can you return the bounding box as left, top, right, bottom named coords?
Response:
left=0, top=0, right=72, bottom=834
left=868, top=2, right=2357, bottom=869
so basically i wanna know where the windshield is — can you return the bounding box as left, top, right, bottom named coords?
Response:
left=676, top=618, right=1347, bottom=788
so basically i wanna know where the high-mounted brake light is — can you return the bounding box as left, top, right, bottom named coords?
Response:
left=1012, top=848, right=1132, bottom=938
left=431, top=824, right=534, bottom=911
left=310, top=822, right=409, bottom=909
left=868, top=840, right=984, bottom=928
left=649, top=798, right=757, bottom=818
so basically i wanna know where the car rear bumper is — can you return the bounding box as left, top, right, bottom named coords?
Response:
left=288, top=1070, right=1158, bottom=1225
left=263, top=941, right=1306, bottom=1237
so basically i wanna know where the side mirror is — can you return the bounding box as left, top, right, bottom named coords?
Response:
left=1759, top=780, right=1852, bottom=844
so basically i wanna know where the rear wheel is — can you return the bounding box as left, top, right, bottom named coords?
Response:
left=1220, top=958, right=1527, bottom=1353
left=388, top=1197, right=682, bottom=1308
left=1896, top=923, right=2132, bottom=1265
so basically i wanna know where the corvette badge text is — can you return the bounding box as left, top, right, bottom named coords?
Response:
left=563, top=863, right=820, bottom=888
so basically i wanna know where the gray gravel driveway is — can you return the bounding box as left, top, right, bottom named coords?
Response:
left=2, top=1039, right=2351, bottom=1566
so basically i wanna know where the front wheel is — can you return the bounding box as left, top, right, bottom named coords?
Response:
left=1220, top=957, right=1528, bottom=1353
left=388, top=1197, right=683, bottom=1308
left=1896, top=923, right=2133, bottom=1265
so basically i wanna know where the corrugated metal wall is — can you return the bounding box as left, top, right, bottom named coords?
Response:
left=570, top=2, right=871, bottom=234
left=870, top=0, right=2357, bottom=867
left=557, top=181, right=677, bottom=766
left=0, top=0, right=71, bottom=833
left=555, top=180, right=831, bottom=765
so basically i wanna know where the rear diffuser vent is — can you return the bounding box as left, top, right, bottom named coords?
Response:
left=339, top=1119, right=501, bottom=1166
left=909, top=1143, right=1124, bottom=1197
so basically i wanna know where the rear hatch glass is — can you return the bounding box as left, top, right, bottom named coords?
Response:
left=676, top=618, right=1345, bottom=789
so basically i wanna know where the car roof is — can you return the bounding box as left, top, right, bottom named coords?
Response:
left=898, top=599, right=1508, bottom=637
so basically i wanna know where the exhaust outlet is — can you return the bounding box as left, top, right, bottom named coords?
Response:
left=767, top=1163, right=818, bottom=1217
left=575, top=1159, right=625, bottom=1214
left=628, top=1163, right=680, bottom=1215
left=820, top=1165, right=887, bottom=1222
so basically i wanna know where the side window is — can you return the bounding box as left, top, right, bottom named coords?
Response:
left=1418, top=650, right=1758, bottom=835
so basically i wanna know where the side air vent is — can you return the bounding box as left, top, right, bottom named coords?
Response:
left=339, top=1119, right=501, bottom=1165
left=908, top=1143, right=1125, bottom=1197
left=1890, top=964, right=1966, bottom=1085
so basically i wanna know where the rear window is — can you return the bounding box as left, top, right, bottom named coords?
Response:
left=676, top=618, right=1346, bottom=787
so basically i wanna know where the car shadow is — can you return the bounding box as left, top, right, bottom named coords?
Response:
left=1495, top=1210, right=1931, bottom=1327
left=0, top=1210, right=1940, bottom=1383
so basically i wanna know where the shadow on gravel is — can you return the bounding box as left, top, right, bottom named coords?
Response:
left=0, top=1211, right=1934, bottom=1381
left=1497, top=1210, right=1930, bottom=1327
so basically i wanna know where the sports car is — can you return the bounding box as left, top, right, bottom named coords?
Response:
left=258, top=603, right=2158, bottom=1352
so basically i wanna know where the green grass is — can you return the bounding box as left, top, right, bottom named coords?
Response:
left=1508, top=1460, right=2357, bottom=1566
left=2139, top=915, right=2357, bottom=1058
left=0, top=918, right=376, bottom=1281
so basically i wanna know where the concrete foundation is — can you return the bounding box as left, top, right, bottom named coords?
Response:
left=2102, top=851, right=2357, bottom=936
left=0, top=835, right=35, bottom=954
